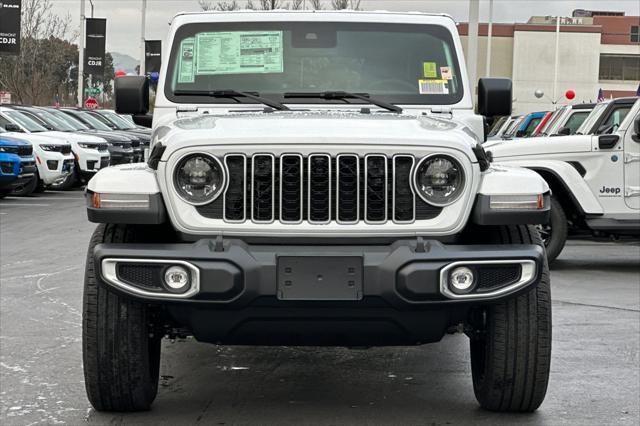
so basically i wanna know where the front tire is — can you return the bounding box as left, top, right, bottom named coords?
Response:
left=469, top=225, right=552, bottom=412
left=537, top=197, right=567, bottom=264
left=83, top=224, right=162, bottom=412
left=11, top=175, right=37, bottom=196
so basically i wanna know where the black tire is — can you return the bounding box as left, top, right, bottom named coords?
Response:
left=537, top=197, right=567, bottom=264
left=52, top=170, right=77, bottom=191
left=469, top=225, right=551, bottom=412
left=83, top=224, right=162, bottom=412
left=11, top=175, right=38, bottom=196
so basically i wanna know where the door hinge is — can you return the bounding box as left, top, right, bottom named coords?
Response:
left=625, top=186, right=640, bottom=197
left=624, top=152, right=640, bottom=163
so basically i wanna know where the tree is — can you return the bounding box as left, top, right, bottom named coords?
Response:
left=310, top=0, right=323, bottom=10
left=0, top=0, right=78, bottom=105
left=331, top=0, right=361, bottom=10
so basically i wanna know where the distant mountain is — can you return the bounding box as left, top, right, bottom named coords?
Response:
left=111, top=52, right=139, bottom=74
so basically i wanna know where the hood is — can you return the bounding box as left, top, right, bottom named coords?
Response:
left=2, top=132, right=69, bottom=147
left=82, top=130, right=135, bottom=143
left=0, top=135, right=31, bottom=147
left=159, top=112, right=479, bottom=152
left=42, top=130, right=107, bottom=144
left=488, top=134, right=593, bottom=159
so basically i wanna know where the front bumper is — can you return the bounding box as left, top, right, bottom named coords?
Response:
left=78, top=150, right=110, bottom=174
left=94, top=238, right=544, bottom=345
left=35, top=152, right=74, bottom=185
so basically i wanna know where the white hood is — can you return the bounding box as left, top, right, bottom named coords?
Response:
left=3, top=131, right=69, bottom=147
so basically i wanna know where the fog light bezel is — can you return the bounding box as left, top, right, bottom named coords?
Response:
left=440, top=259, right=537, bottom=300
left=101, top=258, right=200, bottom=299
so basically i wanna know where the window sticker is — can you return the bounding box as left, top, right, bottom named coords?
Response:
left=195, top=31, right=284, bottom=75
left=440, top=66, right=452, bottom=80
left=423, top=62, right=437, bottom=78
left=419, top=79, right=449, bottom=95
left=178, top=37, right=195, bottom=83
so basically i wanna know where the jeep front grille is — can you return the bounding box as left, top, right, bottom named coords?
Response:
left=197, top=154, right=441, bottom=224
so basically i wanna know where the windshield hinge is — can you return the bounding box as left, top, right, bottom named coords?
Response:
left=424, top=107, right=453, bottom=118
left=176, top=106, right=199, bottom=118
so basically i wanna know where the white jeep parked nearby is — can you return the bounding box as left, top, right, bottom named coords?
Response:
left=490, top=97, right=640, bottom=262
left=83, top=11, right=553, bottom=413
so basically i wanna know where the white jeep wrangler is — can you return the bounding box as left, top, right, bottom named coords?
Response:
left=489, top=97, right=640, bottom=262
left=83, top=11, right=552, bottom=412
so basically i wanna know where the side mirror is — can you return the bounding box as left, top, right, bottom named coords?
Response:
left=115, top=76, right=153, bottom=128
left=5, top=123, right=23, bottom=132
left=556, top=126, right=571, bottom=136
left=633, top=116, right=640, bottom=142
left=598, top=134, right=619, bottom=149
left=477, top=78, right=512, bottom=118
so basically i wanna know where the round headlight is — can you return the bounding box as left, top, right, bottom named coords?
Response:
left=414, top=155, right=465, bottom=206
left=174, top=154, right=225, bottom=205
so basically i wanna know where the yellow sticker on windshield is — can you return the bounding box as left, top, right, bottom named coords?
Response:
left=419, top=79, right=449, bottom=95
left=423, top=62, right=437, bottom=78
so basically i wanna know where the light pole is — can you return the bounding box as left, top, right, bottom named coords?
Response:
left=485, top=0, right=493, bottom=77
left=140, top=0, right=147, bottom=76
left=552, top=16, right=561, bottom=103
left=467, top=0, right=480, bottom=98
left=78, top=0, right=85, bottom=107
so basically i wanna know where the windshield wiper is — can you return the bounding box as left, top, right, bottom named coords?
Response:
left=174, top=89, right=290, bottom=111
left=284, top=91, right=403, bottom=114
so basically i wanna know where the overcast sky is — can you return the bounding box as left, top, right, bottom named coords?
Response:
left=49, top=0, right=640, bottom=58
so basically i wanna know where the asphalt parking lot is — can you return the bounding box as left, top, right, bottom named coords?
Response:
left=0, top=190, right=638, bottom=425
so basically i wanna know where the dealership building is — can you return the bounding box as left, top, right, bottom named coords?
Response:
left=458, top=10, right=640, bottom=114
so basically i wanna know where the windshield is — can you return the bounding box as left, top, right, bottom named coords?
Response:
left=72, top=111, right=113, bottom=131
left=29, top=110, right=75, bottom=132
left=4, top=110, right=48, bottom=132
left=47, top=109, right=90, bottom=131
left=503, top=117, right=523, bottom=137
left=166, top=22, right=463, bottom=106
left=539, top=108, right=565, bottom=135
left=564, top=111, right=590, bottom=134
left=523, top=117, right=542, bottom=136
left=577, top=103, right=606, bottom=134
left=100, top=111, right=134, bottom=129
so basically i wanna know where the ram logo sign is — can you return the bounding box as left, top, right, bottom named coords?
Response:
left=0, top=0, right=21, bottom=55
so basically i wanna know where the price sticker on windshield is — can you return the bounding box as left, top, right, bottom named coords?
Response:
left=418, top=79, right=449, bottom=95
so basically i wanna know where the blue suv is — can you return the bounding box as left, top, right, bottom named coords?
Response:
left=0, top=134, right=37, bottom=198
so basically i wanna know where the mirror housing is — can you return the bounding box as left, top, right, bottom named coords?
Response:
left=115, top=76, right=153, bottom=128
left=477, top=78, right=512, bottom=118
left=4, top=123, right=23, bottom=132
left=115, top=76, right=149, bottom=114
left=633, top=116, right=640, bottom=142
left=556, top=126, right=571, bottom=136
left=598, top=134, right=619, bottom=149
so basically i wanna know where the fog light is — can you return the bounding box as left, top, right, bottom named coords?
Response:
left=164, top=266, right=190, bottom=291
left=449, top=266, right=476, bottom=293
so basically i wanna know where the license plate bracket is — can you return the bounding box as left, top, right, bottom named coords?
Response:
left=277, top=256, right=363, bottom=301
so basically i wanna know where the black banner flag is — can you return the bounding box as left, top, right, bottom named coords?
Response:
left=145, top=40, right=162, bottom=75
left=0, top=0, right=21, bottom=55
left=85, top=18, right=107, bottom=75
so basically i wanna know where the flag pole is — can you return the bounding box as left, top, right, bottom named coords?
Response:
left=78, top=0, right=85, bottom=107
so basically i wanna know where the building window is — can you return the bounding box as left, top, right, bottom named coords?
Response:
left=631, top=25, right=639, bottom=43
left=599, top=55, right=640, bottom=81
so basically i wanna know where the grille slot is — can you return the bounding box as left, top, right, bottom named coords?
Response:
left=476, top=265, right=522, bottom=292
left=224, top=155, right=247, bottom=222
left=337, top=154, right=359, bottom=223
left=251, top=154, right=274, bottom=223
left=393, top=156, right=415, bottom=223
left=197, top=153, right=443, bottom=224
left=308, top=154, right=331, bottom=223
left=365, top=155, right=387, bottom=223
left=280, top=154, right=303, bottom=223
left=18, top=146, right=33, bottom=157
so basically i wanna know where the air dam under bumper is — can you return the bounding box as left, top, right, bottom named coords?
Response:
left=94, top=239, right=545, bottom=346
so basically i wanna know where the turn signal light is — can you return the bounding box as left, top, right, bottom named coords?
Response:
left=489, top=194, right=544, bottom=210
left=89, top=192, right=150, bottom=210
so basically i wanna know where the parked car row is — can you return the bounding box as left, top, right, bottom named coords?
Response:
left=488, top=102, right=598, bottom=140
left=485, top=96, right=640, bottom=262
left=0, top=106, right=151, bottom=197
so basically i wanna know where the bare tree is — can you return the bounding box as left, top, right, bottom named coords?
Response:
left=331, top=0, right=361, bottom=10
left=289, top=0, right=304, bottom=10
left=309, top=0, right=323, bottom=9
left=199, top=0, right=240, bottom=11
left=0, top=0, right=78, bottom=105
